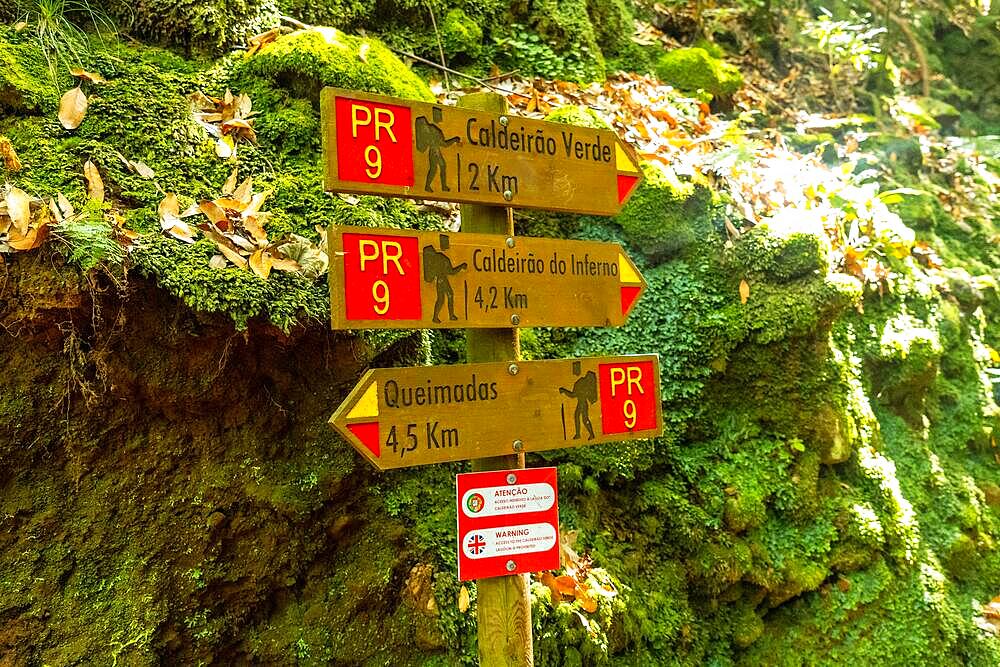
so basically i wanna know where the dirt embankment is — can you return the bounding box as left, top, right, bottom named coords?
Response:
left=0, top=253, right=433, bottom=665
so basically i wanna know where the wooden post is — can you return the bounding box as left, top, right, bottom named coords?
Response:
left=459, top=92, right=534, bottom=667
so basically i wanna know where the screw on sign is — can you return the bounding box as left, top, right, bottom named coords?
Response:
left=321, top=87, right=643, bottom=216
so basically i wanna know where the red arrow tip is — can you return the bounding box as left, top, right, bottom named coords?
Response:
left=617, top=174, right=640, bottom=205
left=347, top=421, right=380, bottom=458
left=621, top=285, right=642, bottom=316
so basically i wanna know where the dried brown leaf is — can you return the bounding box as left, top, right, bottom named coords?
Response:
left=246, top=28, right=280, bottom=57
left=243, top=216, right=268, bottom=244
left=0, top=136, right=21, bottom=172
left=576, top=587, right=598, bottom=613
left=83, top=160, right=104, bottom=202
left=215, top=241, right=248, bottom=268
left=7, top=224, right=47, bottom=251
left=222, top=169, right=239, bottom=195
left=5, top=186, right=32, bottom=234
left=58, top=87, right=88, bottom=130
left=270, top=256, right=301, bottom=272
left=216, top=136, right=235, bottom=159
left=539, top=572, right=563, bottom=601
left=131, top=161, right=156, bottom=179
left=554, top=575, right=578, bottom=597
left=57, top=192, right=75, bottom=219
left=158, top=193, right=180, bottom=221
left=232, top=177, right=253, bottom=205
left=228, top=234, right=256, bottom=251
left=249, top=248, right=273, bottom=279
left=69, top=68, right=106, bottom=84
left=198, top=200, right=228, bottom=226
left=242, top=190, right=270, bottom=219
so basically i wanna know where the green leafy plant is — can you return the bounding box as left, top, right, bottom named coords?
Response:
left=52, top=209, right=126, bottom=272
left=801, top=10, right=886, bottom=77
left=493, top=24, right=601, bottom=82
left=16, top=0, right=118, bottom=82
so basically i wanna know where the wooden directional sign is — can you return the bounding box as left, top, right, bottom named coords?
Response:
left=329, top=355, right=663, bottom=470
left=328, top=227, right=646, bottom=329
left=320, top=87, right=643, bottom=216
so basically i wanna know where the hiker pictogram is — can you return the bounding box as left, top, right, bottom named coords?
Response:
left=422, top=234, right=468, bottom=323
left=416, top=107, right=461, bottom=193
left=560, top=361, right=597, bottom=441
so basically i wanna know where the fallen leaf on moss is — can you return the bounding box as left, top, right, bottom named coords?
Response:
left=58, top=86, right=88, bottom=130
left=69, top=68, right=106, bottom=84
left=198, top=200, right=228, bottom=227
left=209, top=254, right=227, bottom=269
left=8, top=223, right=48, bottom=251
left=56, top=193, right=74, bottom=220
left=221, top=118, right=257, bottom=144
left=193, top=89, right=258, bottom=156
left=576, top=585, right=598, bottom=613
left=14, top=20, right=27, bottom=32
left=232, top=177, right=254, bottom=205
left=269, top=255, right=301, bottom=272
left=131, top=161, right=156, bottom=179
left=739, top=279, right=750, bottom=304
left=0, top=136, right=21, bottom=172
left=215, top=136, right=235, bottom=159
left=246, top=27, right=281, bottom=57
left=5, top=185, right=32, bottom=234
left=158, top=193, right=197, bottom=243
left=539, top=572, right=564, bottom=601
left=554, top=575, right=578, bottom=596
left=358, top=42, right=370, bottom=63
left=83, top=160, right=104, bottom=203
left=249, top=248, right=273, bottom=279
left=222, top=169, right=239, bottom=195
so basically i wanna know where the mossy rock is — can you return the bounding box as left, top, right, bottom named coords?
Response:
left=725, top=222, right=830, bottom=283
left=509, top=0, right=609, bottom=81
left=235, top=28, right=434, bottom=104
left=104, top=0, right=276, bottom=51
left=654, top=47, right=742, bottom=99
left=0, top=29, right=55, bottom=113
left=614, top=161, right=713, bottom=259
left=544, top=105, right=610, bottom=129
left=440, top=8, right=484, bottom=60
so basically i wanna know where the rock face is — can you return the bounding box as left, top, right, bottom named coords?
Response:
left=0, top=255, right=431, bottom=664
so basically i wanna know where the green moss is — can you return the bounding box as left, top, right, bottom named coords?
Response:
left=131, top=235, right=328, bottom=331
left=726, top=223, right=831, bottom=283
left=614, top=161, right=714, bottom=258
left=544, top=104, right=610, bottom=129
left=654, top=47, right=743, bottom=99
left=895, top=191, right=948, bottom=230
left=0, top=27, right=57, bottom=112
left=235, top=28, right=434, bottom=103
left=101, top=0, right=275, bottom=51
left=440, top=8, right=483, bottom=60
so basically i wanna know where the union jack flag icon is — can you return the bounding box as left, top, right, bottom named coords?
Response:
left=467, top=533, right=487, bottom=555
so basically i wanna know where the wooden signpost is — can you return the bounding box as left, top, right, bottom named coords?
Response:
left=322, top=88, right=656, bottom=666
left=320, top=87, right=643, bottom=216
left=328, top=227, right=646, bottom=330
left=329, top=355, right=663, bottom=470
